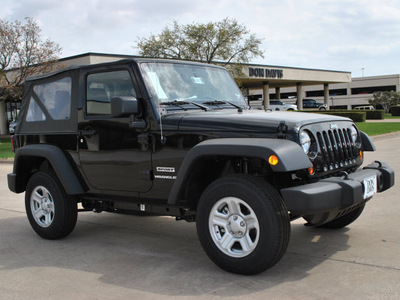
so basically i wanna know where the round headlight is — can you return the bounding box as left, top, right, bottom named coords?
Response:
left=350, top=126, right=359, bottom=144
left=300, top=131, right=312, bottom=153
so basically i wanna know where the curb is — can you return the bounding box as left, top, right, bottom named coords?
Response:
left=371, top=131, right=400, bottom=140
left=0, top=159, right=14, bottom=164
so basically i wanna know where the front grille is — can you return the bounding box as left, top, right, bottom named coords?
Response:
left=302, top=122, right=362, bottom=175
left=317, top=128, right=358, bottom=172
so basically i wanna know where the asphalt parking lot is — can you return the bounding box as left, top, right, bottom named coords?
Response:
left=1, top=133, right=399, bottom=299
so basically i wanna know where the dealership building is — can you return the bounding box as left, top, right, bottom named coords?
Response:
left=2, top=52, right=399, bottom=134
left=245, top=68, right=400, bottom=110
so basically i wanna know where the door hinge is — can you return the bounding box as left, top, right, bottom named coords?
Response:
left=138, top=133, right=151, bottom=151
left=140, top=170, right=154, bottom=181
left=138, top=133, right=150, bottom=145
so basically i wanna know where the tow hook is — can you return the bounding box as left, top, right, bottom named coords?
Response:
left=339, top=171, right=349, bottom=180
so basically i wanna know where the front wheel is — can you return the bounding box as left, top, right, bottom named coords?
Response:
left=25, top=172, right=78, bottom=239
left=196, top=175, right=290, bottom=275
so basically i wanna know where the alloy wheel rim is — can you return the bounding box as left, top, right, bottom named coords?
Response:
left=30, top=186, right=55, bottom=228
left=208, top=197, right=260, bottom=258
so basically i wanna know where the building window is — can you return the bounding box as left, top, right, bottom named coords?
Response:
left=351, top=85, right=396, bottom=95
left=6, top=102, right=20, bottom=122
left=280, top=92, right=297, bottom=99
left=329, top=89, right=347, bottom=96
left=306, top=88, right=347, bottom=98
left=306, top=90, right=324, bottom=97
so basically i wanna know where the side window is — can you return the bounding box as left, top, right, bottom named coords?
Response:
left=26, top=97, right=46, bottom=122
left=29, top=77, right=72, bottom=121
left=86, top=70, right=136, bottom=116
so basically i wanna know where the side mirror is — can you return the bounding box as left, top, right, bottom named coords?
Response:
left=111, top=96, right=140, bottom=118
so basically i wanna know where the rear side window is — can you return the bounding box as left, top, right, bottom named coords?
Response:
left=29, top=77, right=72, bottom=121
left=26, top=97, right=46, bottom=122
left=86, top=70, right=136, bottom=115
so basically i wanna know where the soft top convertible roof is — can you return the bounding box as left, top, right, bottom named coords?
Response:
left=26, top=58, right=220, bottom=82
left=25, top=59, right=136, bottom=82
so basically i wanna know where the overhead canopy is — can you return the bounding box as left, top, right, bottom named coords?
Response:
left=240, top=64, right=351, bottom=89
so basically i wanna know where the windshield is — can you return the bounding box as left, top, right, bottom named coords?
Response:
left=139, top=62, right=247, bottom=110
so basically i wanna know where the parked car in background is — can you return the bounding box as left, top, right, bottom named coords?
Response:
left=269, top=100, right=297, bottom=111
left=249, top=99, right=297, bottom=111
left=8, top=120, right=17, bottom=134
left=354, top=105, right=375, bottom=110
left=301, top=98, right=327, bottom=110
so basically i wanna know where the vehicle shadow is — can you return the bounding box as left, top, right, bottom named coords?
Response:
left=0, top=213, right=351, bottom=297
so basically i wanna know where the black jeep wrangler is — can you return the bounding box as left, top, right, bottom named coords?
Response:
left=7, top=59, right=394, bottom=275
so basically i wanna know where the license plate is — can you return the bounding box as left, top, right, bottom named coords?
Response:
left=363, top=175, right=377, bottom=199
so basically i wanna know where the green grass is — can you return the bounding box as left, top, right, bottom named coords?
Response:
left=356, top=122, right=400, bottom=136
left=0, top=138, right=14, bottom=159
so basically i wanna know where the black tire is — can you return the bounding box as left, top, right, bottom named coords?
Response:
left=25, top=172, right=78, bottom=239
left=196, top=174, right=290, bottom=275
left=319, top=204, right=365, bottom=229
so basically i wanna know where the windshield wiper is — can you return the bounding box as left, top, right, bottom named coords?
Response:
left=160, top=100, right=209, bottom=111
left=203, top=100, right=243, bottom=109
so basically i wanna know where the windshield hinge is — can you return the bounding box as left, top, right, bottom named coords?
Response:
left=129, top=114, right=146, bottom=129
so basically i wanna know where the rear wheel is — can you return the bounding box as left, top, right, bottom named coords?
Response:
left=196, top=174, right=290, bottom=275
left=25, top=172, right=78, bottom=239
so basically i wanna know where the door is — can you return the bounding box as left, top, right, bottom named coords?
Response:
left=78, top=68, right=152, bottom=193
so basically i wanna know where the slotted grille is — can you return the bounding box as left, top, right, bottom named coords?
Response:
left=316, top=128, right=358, bottom=172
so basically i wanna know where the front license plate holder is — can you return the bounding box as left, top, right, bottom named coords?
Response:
left=363, top=175, right=377, bottom=199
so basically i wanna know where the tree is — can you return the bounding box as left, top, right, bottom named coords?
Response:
left=0, top=17, right=62, bottom=102
left=368, top=91, right=400, bottom=113
left=136, top=18, right=264, bottom=79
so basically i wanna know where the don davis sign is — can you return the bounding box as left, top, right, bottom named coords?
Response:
left=249, top=67, right=284, bottom=79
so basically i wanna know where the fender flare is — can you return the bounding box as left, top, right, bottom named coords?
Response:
left=10, top=144, right=86, bottom=194
left=360, top=131, right=376, bottom=151
left=167, top=138, right=312, bottom=204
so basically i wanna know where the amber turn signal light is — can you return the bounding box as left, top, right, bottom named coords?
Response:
left=308, top=166, right=315, bottom=175
left=268, top=155, right=279, bottom=166
left=360, top=150, right=363, bottom=160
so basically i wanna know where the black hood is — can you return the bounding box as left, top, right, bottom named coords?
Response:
left=161, top=109, right=351, bottom=134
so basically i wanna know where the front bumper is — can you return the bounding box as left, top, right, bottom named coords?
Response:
left=280, top=161, right=394, bottom=215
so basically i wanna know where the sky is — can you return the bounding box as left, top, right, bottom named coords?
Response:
left=1, top=0, right=400, bottom=78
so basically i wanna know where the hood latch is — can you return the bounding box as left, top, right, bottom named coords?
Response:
left=277, top=121, right=288, bottom=139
